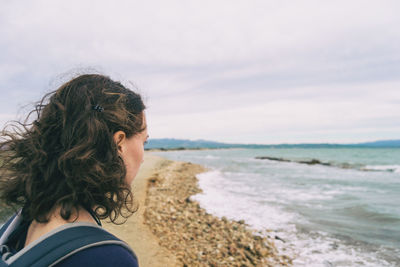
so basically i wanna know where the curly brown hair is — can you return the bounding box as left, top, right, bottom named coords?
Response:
left=0, top=74, right=146, bottom=224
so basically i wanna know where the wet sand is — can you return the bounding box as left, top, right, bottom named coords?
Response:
left=103, top=154, right=179, bottom=266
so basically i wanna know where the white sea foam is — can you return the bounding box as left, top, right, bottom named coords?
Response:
left=365, top=165, right=400, bottom=173
left=204, top=154, right=219, bottom=159
left=283, top=230, right=394, bottom=267
left=192, top=171, right=300, bottom=230
left=269, top=186, right=339, bottom=202
left=192, top=170, right=397, bottom=267
left=157, top=148, right=400, bottom=266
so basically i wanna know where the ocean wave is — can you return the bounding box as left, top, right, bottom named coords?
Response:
left=340, top=205, right=400, bottom=225
left=193, top=171, right=397, bottom=266
left=364, top=165, right=400, bottom=173
left=159, top=149, right=400, bottom=266
left=255, top=156, right=398, bottom=173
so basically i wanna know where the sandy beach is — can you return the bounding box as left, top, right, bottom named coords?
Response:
left=103, top=154, right=179, bottom=266
left=104, top=153, right=291, bottom=266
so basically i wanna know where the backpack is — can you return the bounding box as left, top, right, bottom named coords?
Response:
left=0, top=211, right=137, bottom=267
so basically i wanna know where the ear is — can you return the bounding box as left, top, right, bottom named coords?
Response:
left=113, top=131, right=127, bottom=153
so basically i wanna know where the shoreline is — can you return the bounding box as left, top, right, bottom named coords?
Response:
left=103, top=154, right=179, bottom=266
left=106, top=153, right=291, bottom=266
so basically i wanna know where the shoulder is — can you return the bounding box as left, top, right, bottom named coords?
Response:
left=54, top=244, right=138, bottom=267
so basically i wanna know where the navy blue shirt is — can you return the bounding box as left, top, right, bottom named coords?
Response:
left=3, top=217, right=138, bottom=267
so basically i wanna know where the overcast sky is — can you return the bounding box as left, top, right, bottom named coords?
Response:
left=0, top=1, right=399, bottom=144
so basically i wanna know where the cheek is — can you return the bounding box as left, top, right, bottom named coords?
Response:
left=138, top=146, right=144, bottom=162
left=124, top=141, right=144, bottom=183
left=131, top=142, right=144, bottom=164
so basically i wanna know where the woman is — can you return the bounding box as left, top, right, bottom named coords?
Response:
left=0, top=74, right=148, bottom=266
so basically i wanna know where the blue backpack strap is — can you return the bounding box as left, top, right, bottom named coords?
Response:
left=5, top=223, right=136, bottom=267
left=0, top=214, right=17, bottom=238
left=0, top=212, right=20, bottom=245
left=0, top=212, right=22, bottom=266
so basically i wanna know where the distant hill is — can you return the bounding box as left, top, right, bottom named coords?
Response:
left=144, top=138, right=235, bottom=149
left=353, top=139, right=400, bottom=147
left=145, top=139, right=400, bottom=150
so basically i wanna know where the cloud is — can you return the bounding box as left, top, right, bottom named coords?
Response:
left=147, top=79, right=400, bottom=143
left=0, top=0, right=399, bottom=143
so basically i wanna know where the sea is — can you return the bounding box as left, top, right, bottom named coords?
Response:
left=154, top=148, right=400, bottom=267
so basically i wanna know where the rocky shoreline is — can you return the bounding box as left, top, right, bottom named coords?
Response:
left=143, top=159, right=292, bottom=266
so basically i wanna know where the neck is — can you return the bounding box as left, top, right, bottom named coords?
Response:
left=25, top=206, right=98, bottom=247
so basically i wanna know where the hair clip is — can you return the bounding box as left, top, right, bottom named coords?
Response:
left=92, top=104, right=104, bottom=112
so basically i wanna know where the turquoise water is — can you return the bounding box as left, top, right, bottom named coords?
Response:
left=155, top=148, right=400, bottom=267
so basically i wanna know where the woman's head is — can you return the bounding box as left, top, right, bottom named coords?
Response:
left=113, top=114, right=148, bottom=185
left=0, top=74, right=146, bottom=223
